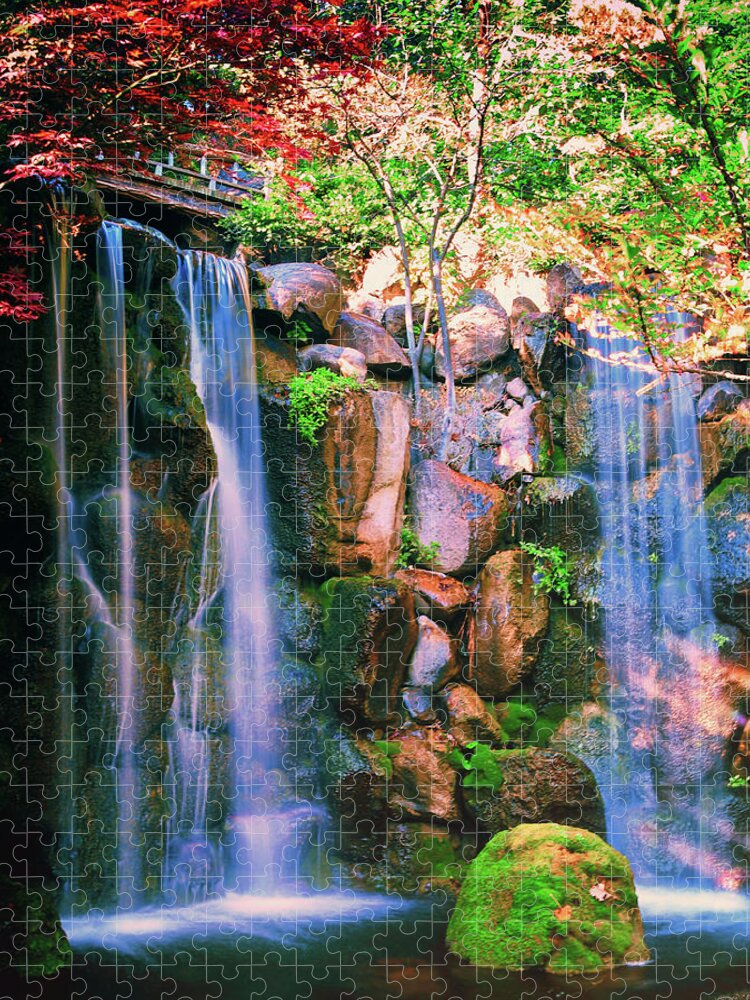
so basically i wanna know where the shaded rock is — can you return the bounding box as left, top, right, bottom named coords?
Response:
left=697, top=381, right=744, bottom=422
left=407, top=615, right=460, bottom=690
left=254, top=262, right=342, bottom=336
left=474, top=549, right=550, bottom=696
left=298, top=343, right=367, bottom=381
left=372, top=822, right=466, bottom=893
left=402, top=687, right=440, bottom=723
left=447, top=823, right=649, bottom=973
left=434, top=304, right=511, bottom=382
left=515, top=311, right=564, bottom=391
left=533, top=605, right=603, bottom=707
left=331, top=310, right=410, bottom=376
left=699, top=401, right=750, bottom=490
left=389, top=733, right=461, bottom=823
left=254, top=331, right=299, bottom=384
left=510, top=295, right=541, bottom=329
left=457, top=288, right=504, bottom=312
left=520, top=475, right=598, bottom=554
left=547, top=262, right=583, bottom=316
left=395, top=568, right=472, bottom=627
left=442, top=683, right=505, bottom=746
left=564, top=383, right=596, bottom=469
left=263, top=388, right=410, bottom=577
left=706, top=477, right=750, bottom=632
left=382, top=302, right=427, bottom=344
left=409, top=460, right=510, bottom=576
left=461, top=747, right=605, bottom=834
left=320, top=577, right=418, bottom=721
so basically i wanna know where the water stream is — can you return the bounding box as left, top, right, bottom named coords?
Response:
left=582, top=311, right=737, bottom=891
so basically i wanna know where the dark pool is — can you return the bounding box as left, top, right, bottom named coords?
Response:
left=20, top=889, right=750, bottom=1000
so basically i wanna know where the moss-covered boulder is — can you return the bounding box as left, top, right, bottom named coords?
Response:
left=446, top=823, right=648, bottom=973
left=706, top=477, right=750, bottom=632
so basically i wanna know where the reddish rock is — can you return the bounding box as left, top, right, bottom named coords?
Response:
left=442, top=683, right=505, bottom=746
left=254, top=262, right=342, bottom=334
left=434, top=304, right=511, bottom=382
left=332, top=311, right=410, bottom=375
left=395, top=568, right=472, bottom=625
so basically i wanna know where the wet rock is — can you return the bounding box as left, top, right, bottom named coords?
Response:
left=515, top=311, right=564, bottom=390
left=697, top=381, right=744, bottom=422
left=533, top=605, right=602, bottom=706
left=331, top=311, right=410, bottom=376
left=447, top=823, right=648, bottom=972
left=547, top=262, right=583, bottom=316
left=395, top=568, right=472, bottom=627
left=372, top=822, right=466, bottom=893
left=407, top=615, right=461, bottom=690
left=520, top=475, right=599, bottom=554
left=253, top=262, right=342, bottom=336
left=473, top=549, right=550, bottom=696
left=320, top=577, right=418, bottom=721
left=263, top=388, right=410, bottom=577
left=254, top=332, right=298, bottom=384
left=699, top=401, right=750, bottom=490
left=564, top=383, right=596, bottom=469
left=434, top=304, right=511, bottom=382
left=706, top=478, right=750, bottom=632
left=389, top=733, right=461, bottom=823
left=461, top=747, right=605, bottom=834
left=298, top=343, right=368, bottom=381
left=402, top=687, right=440, bottom=723
left=409, top=460, right=510, bottom=576
left=442, top=683, right=505, bottom=746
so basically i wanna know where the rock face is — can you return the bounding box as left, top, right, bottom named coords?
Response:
left=447, top=823, right=649, bottom=973
left=546, top=262, right=583, bottom=316
left=263, top=388, right=411, bottom=576
left=395, top=568, right=472, bottom=626
left=321, top=577, right=418, bottom=721
left=298, top=343, right=368, bottom=381
left=473, top=549, right=550, bottom=696
left=254, top=262, right=342, bottom=335
left=389, top=733, right=461, bottom=823
left=706, top=477, right=750, bottom=632
left=461, top=748, right=606, bottom=834
left=359, top=246, right=404, bottom=302
left=382, top=302, right=427, bottom=344
left=699, top=401, right=750, bottom=489
left=442, top=683, right=505, bottom=746
left=434, top=304, right=511, bottom=382
left=514, top=311, right=563, bottom=390
left=697, top=380, right=744, bottom=421
left=493, top=394, right=551, bottom=482
left=406, top=615, right=461, bottom=690
left=409, top=460, right=509, bottom=576
left=332, top=311, right=410, bottom=375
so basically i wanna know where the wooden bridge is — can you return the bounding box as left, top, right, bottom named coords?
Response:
left=96, top=147, right=266, bottom=218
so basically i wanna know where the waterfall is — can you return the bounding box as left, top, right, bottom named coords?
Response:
left=96, top=220, right=142, bottom=896
left=173, top=251, right=287, bottom=895
left=583, top=311, right=737, bottom=891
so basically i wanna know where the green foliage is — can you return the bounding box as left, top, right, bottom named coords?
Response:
left=372, top=739, right=402, bottom=779
left=395, top=525, right=440, bottom=569
left=448, top=742, right=505, bottom=790
left=286, top=319, right=315, bottom=345
left=520, top=542, right=573, bottom=605
left=713, top=631, right=732, bottom=651
left=728, top=774, right=750, bottom=789
left=287, top=368, right=368, bottom=446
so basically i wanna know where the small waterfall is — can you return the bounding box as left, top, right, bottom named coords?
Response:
left=174, top=251, right=289, bottom=895
left=584, top=311, right=737, bottom=890
left=96, top=221, right=141, bottom=896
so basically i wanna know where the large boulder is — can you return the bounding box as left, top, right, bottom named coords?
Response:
left=263, top=388, right=410, bottom=576
left=320, top=577, right=418, bottom=721
left=459, top=747, right=605, bottom=834
left=253, top=262, right=342, bottom=336
left=381, top=302, right=428, bottom=344
left=395, top=568, right=472, bottom=627
left=298, top=343, right=367, bottom=381
left=447, top=823, right=649, bottom=973
left=406, top=615, right=461, bottom=690
left=442, top=683, right=505, bottom=746
left=520, top=475, right=598, bottom=555
left=388, top=733, right=461, bottom=823
left=546, top=262, right=583, bottom=316
left=473, top=549, right=550, bottom=696
left=434, top=304, right=511, bottom=382
left=514, top=311, right=564, bottom=390
left=492, top=394, right=552, bottom=482
left=331, top=311, right=410, bottom=376
left=697, top=380, right=744, bottom=422
left=409, top=460, right=510, bottom=576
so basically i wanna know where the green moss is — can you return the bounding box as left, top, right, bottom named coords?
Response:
left=371, top=739, right=402, bottom=779
left=447, top=823, right=649, bottom=974
left=705, top=475, right=747, bottom=510
left=288, top=368, right=374, bottom=446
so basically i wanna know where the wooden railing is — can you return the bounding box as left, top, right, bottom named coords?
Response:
left=142, top=150, right=265, bottom=204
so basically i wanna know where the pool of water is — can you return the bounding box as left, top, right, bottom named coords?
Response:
left=24, top=890, right=750, bottom=999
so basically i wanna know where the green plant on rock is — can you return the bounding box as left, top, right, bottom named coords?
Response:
left=728, top=774, right=749, bottom=789
left=286, top=319, right=315, bottom=345
left=520, top=542, right=573, bottom=605
left=395, top=524, right=440, bottom=570
left=287, top=368, right=370, bottom=446
left=448, top=741, right=505, bottom=790
left=713, top=631, right=732, bottom=651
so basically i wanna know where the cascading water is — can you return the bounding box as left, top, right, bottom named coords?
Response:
left=583, top=310, right=737, bottom=891
left=96, top=220, right=142, bottom=896
left=173, top=250, right=290, bottom=895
